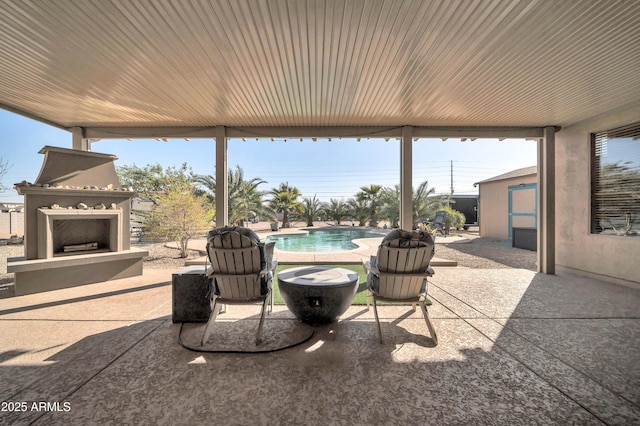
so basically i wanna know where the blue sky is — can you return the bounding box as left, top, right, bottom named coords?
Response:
left=0, top=109, right=537, bottom=204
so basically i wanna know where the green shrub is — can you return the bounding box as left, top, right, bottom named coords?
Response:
left=439, top=206, right=466, bottom=233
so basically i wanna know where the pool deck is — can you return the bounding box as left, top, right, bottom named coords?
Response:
left=183, top=226, right=462, bottom=266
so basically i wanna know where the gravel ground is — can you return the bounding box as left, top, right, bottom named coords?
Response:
left=0, top=244, right=24, bottom=285
left=1, top=233, right=536, bottom=287
left=132, top=242, right=204, bottom=270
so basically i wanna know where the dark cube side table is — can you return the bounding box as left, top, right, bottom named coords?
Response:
left=172, top=266, right=212, bottom=323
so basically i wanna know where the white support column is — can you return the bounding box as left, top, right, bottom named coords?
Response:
left=71, top=127, right=90, bottom=151
left=537, top=127, right=556, bottom=274
left=215, top=126, right=228, bottom=226
left=400, top=126, right=413, bottom=230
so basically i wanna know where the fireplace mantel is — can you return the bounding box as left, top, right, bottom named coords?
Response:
left=15, top=186, right=133, bottom=197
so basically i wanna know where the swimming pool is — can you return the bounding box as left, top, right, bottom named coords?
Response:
left=265, top=228, right=384, bottom=252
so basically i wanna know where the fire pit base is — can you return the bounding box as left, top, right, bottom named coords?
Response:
left=278, top=266, right=359, bottom=325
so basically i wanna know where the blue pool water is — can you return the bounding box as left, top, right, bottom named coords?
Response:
left=265, top=228, right=384, bottom=252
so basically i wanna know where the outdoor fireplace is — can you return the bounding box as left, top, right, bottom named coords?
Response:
left=8, top=146, right=147, bottom=295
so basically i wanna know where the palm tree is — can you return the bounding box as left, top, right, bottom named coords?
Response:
left=195, top=165, right=273, bottom=226
left=301, top=195, right=324, bottom=226
left=412, top=180, right=439, bottom=227
left=269, top=182, right=302, bottom=228
left=356, top=184, right=384, bottom=227
left=377, top=180, right=441, bottom=229
left=347, top=197, right=370, bottom=226
left=379, top=185, right=400, bottom=228
left=325, top=198, right=350, bottom=224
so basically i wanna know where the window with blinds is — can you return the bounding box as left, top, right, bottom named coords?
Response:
left=591, top=122, right=640, bottom=236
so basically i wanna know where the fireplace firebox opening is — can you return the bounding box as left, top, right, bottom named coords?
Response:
left=52, top=218, right=111, bottom=256
left=38, top=208, right=122, bottom=259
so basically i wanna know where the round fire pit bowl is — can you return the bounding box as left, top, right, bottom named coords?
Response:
left=278, top=266, right=359, bottom=325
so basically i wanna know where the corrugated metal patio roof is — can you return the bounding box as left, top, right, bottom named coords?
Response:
left=0, top=0, right=639, bottom=133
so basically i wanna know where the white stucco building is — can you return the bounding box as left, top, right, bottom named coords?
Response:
left=477, top=166, right=537, bottom=241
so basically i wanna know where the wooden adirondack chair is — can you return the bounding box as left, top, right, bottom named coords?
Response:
left=201, top=230, right=277, bottom=346
left=363, top=236, right=437, bottom=345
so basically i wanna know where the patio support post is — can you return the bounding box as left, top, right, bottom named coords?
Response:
left=537, top=127, right=556, bottom=274
left=400, top=126, right=413, bottom=230
left=215, top=126, right=228, bottom=226
left=71, top=127, right=89, bottom=151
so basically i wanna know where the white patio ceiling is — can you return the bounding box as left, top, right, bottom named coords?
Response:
left=1, top=0, right=639, bottom=135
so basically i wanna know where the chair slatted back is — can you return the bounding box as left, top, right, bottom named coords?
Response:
left=376, top=242, right=432, bottom=299
left=207, top=231, right=263, bottom=300
left=377, top=273, right=426, bottom=300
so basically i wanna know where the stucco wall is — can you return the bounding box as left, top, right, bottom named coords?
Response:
left=479, top=175, right=537, bottom=240
left=0, top=211, right=24, bottom=239
left=556, top=103, right=640, bottom=286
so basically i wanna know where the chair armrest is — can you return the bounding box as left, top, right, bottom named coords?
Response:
left=362, top=256, right=379, bottom=275
left=378, top=271, right=433, bottom=279
left=260, top=260, right=278, bottom=276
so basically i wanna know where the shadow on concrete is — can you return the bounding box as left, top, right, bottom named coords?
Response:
left=0, top=281, right=170, bottom=315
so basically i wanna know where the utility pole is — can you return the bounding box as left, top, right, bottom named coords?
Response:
left=449, top=160, right=454, bottom=207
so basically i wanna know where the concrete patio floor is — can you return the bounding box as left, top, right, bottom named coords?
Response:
left=1, top=264, right=639, bottom=425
